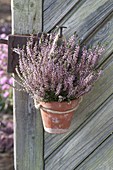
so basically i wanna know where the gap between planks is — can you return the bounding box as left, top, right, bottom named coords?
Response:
left=74, top=133, right=113, bottom=170
left=82, top=9, right=113, bottom=46
left=43, top=0, right=85, bottom=32
left=74, top=133, right=113, bottom=169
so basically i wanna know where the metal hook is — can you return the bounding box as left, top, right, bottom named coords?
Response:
left=56, top=26, right=67, bottom=38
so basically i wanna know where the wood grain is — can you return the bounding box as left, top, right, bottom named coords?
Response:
left=75, top=135, right=113, bottom=170
left=12, top=0, right=44, bottom=170
left=43, top=0, right=80, bottom=32
left=43, top=0, right=113, bottom=154
left=12, top=0, right=42, bottom=34
left=85, top=13, right=113, bottom=65
left=44, top=0, right=113, bottom=34
left=43, top=0, right=113, bottom=169
left=45, top=95, right=113, bottom=170
left=62, top=0, right=113, bottom=38
left=44, top=1, right=113, bottom=158
left=44, top=55, right=113, bottom=159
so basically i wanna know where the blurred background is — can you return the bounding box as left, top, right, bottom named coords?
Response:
left=0, top=0, right=14, bottom=170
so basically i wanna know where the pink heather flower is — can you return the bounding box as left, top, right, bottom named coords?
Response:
left=14, top=33, right=105, bottom=102
left=8, top=77, right=13, bottom=85
left=0, top=76, right=8, bottom=85
left=0, top=70, right=4, bottom=76
left=3, top=91, right=9, bottom=98
left=2, top=84, right=10, bottom=90
left=0, top=32, right=13, bottom=112
left=0, top=60, right=2, bottom=65
left=0, top=33, right=6, bottom=39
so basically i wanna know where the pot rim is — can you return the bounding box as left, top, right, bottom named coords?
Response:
left=35, top=97, right=83, bottom=114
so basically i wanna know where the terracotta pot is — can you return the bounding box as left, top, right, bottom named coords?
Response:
left=35, top=97, right=82, bottom=134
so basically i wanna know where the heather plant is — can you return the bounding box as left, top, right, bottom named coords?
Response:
left=14, top=33, right=104, bottom=102
left=0, top=34, right=13, bottom=112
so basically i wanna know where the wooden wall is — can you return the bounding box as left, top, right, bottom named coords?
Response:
left=43, top=0, right=113, bottom=169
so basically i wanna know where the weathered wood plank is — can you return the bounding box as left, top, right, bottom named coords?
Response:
left=11, top=0, right=44, bottom=169
left=75, top=135, right=113, bottom=170
left=45, top=94, right=113, bottom=170
left=44, top=54, right=113, bottom=159
left=85, top=13, right=113, bottom=65
left=44, top=0, right=113, bottom=34
left=62, top=0, right=113, bottom=38
left=12, top=0, right=42, bottom=34
left=44, top=0, right=80, bottom=32
left=43, top=0, right=113, bottom=169
left=44, top=8, right=113, bottom=159
left=44, top=0, right=113, bottom=66
left=13, top=93, right=44, bottom=170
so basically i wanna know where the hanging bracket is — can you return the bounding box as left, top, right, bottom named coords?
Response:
left=0, top=34, right=42, bottom=73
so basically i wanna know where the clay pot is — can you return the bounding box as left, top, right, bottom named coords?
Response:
left=35, top=98, right=82, bottom=134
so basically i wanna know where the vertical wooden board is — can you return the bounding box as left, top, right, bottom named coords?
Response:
left=12, top=0, right=42, bottom=34
left=13, top=92, right=44, bottom=170
left=11, top=0, right=44, bottom=170
left=75, top=135, right=113, bottom=170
